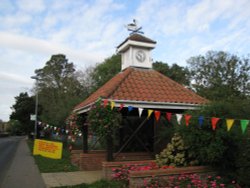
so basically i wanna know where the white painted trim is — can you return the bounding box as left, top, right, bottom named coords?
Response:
left=74, top=99, right=204, bottom=114
left=117, top=40, right=155, bottom=53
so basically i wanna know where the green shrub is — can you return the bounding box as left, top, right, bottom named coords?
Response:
left=174, top=100, right=250, bottom=187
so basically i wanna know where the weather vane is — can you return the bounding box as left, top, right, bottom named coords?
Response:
left=125, top=19, right=144, bottom=35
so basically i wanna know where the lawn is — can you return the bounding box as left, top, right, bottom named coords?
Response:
left=57, top=180, right=125, bottom=188
left=27, top=139, right=79, bottom=173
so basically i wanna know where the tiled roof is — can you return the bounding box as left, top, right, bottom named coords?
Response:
left=74, top=67, right=208, bottom=111
left=117, top=33, right=156, bottom=49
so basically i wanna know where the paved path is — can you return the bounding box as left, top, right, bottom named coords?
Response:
left=42, top=171, right=102, bottom=187
left=1, top=137, right=46, bottom=188
left=1, top=136, right=102, bottom=188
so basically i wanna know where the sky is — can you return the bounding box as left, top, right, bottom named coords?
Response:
left=1, top=0, right=250, bottom=121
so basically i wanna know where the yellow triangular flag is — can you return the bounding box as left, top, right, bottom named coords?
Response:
left=226, top=119, right=234, bottom=131
left=111, top=101, right=115, bottom=110
left=147, top=110, right=153, bottom=119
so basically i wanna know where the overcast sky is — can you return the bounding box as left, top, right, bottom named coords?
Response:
left=1, top=0, right=250, bottom=121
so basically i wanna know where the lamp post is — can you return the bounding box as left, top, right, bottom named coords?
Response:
left=31, top=76, right=39, bottom=139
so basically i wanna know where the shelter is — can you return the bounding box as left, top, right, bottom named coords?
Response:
left=72, top=33, right=208, bottom=169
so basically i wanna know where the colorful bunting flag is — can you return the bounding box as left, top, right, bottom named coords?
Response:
left=128, top=106, right=133, bottom=112
left=118, top=104, right=124, bottom=111
left=184, top=114, right=192, bottom=126
left=154, top=111, right=161, bottom=122
left=198, top=116, right=204, bottom=127
left=226, top=119, right=235, bottom=131
left=211, top=117, right=220, bottom=130
left=110, top=101, right=115, bottom=110
left=138, top=108, right=143, bottom=117
left=103, top=99, right=109, bottom=107
left=166, top=112, right=172, bottom=122
left=147, top=110, right=153, bottom=119
left=176, top=114, right=183, bottom=125
left=240, top=120, right=249, bottom=134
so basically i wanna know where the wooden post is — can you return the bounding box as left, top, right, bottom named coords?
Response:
left=106, top=133, right=113, bottom=161
left=83, top=123, right=88, bottom=153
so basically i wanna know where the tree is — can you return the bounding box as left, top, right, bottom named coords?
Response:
left=90, top=54, right=121, bottom=91
left=34, top=54, right=85, bottom=127
left=187, top=51, right=250, bottom=101
left=153, top=61, right=191, bottom=86
left=10, top=92, right=36, bottom=134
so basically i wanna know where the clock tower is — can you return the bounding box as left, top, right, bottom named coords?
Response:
left=117, top=33, right=156, bottom=70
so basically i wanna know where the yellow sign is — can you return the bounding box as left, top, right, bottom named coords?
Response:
left=33, top=139, right=63, bottom=159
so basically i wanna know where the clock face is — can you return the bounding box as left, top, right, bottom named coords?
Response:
left=135, top=50, right=146, bottom=62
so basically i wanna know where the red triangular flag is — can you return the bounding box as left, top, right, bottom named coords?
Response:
left=103, top=99, right=109, bottom=107
left=119, top=104, right=124, bottom=111
left=184, top=114, right=192, bottom=126
left=211, top=117, right=220, bottom=130
left=166, top=112, right=172, bottom=122
left=154, top=111, right=161, bottom=122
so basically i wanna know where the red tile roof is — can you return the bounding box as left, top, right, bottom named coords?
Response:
left=74, top=67, right=208, bottom=112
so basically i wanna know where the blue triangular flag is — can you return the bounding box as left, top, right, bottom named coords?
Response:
left=198, top=116, right=204, bottom=127
left=128, top=106, right=134, bottom=112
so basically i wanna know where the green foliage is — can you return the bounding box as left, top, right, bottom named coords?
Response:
left=187, top=51, right=250, bottom=101
left=9, top=92, right=37, bottom=134
left=7, top=119, right=23, bottom=135
left=87, top=100, right=122, bottom=138
left=34, top=54, right=85, bottom=127
left=175, top=100, right=250, bottom=186
left=153, top=61, right=191, bottom=86
left=155, top=133, right=198, bottom=167
left=90, top=54, right=121, bottom=91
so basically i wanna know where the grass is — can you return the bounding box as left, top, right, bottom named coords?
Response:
left=27, top=139, right=79, bottom=173
left=56, top=179, right=126, bottom=188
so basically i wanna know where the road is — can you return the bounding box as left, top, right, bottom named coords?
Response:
left=0, top=136, right=22, bottom=184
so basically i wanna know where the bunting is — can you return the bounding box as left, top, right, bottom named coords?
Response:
left=198, top=116, right=204, bottom=127
left=226, top=119, right=234, bottom=132
left=103, top=99, right=109, bottom=107
left=128, top=106, right=134, bottom=112
left=154, top=111, right=161, bottom=122
left=240, top=120, right=249, bottom=134
left=119, top=104, right=124, bottom=111
left=166, top=112, right=172, bottom=122
left=211, top=117, right=220, bottom=130
left=184, top=114, right=192, bottom=126
left=111, top=101, right=115, bottom=110
left=138, top=108, right=143, bottom=117
left=176, top=114, right=183, bottom=125
left=147, top=109, right=153, bottom=119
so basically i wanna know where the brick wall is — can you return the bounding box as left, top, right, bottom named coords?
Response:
left=71, top=150, right=153, bottom=171
left=102, top=160, right=155, bottom=180
left=80, top=150, right=107, bottom=170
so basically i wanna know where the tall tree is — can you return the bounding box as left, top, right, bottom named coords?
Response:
left=10, top=92, right=36, bottom=134
left=153, top=61, right=191, bottom=86
left=187, top=51, right=250, bottom=101
left=34, top=54, right=84, bottom=127
left=90, top=54, right=121, bottom=91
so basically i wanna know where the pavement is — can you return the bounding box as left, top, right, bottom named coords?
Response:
left=42, top=171, right=102, bottom=187
left=1, top=137, right=102, bottom=188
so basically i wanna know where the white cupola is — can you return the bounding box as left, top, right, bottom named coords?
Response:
left=117, top=33, right=156, bottom=70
